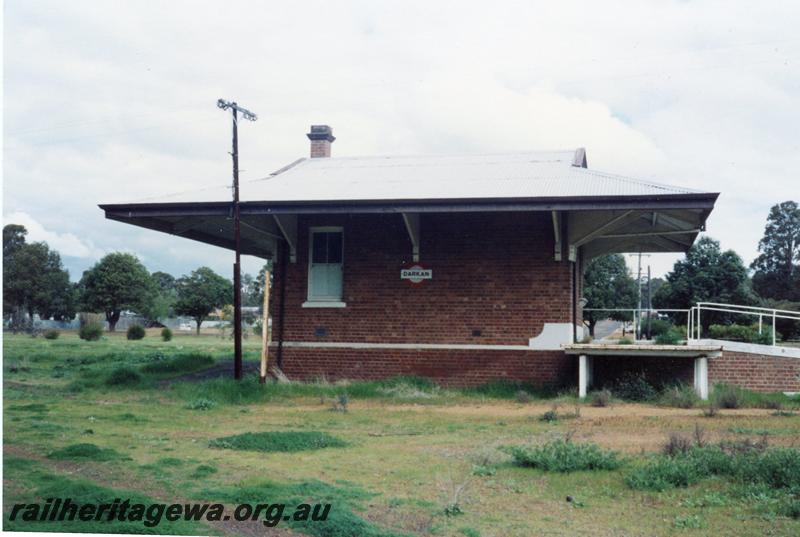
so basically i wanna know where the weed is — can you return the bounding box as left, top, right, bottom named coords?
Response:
left=702, top=404, right=720, bottom=418
left=187, top=398, right=216, bottom=410
left=471, top=465, right=496, bottom=477
left=330, top=392, right=350, bottom=412
left=658, top=384, right=699, bottom=409
left=515, top=390, right=532, bottom=404
left=505, top=439, right=622, bottom=472
left=539, top=408, right=559, bottom=422
left=611, top=371, right=657, bottom=401
left=191, top=464, right=218, bottom=479
left=8, top=403, right=49, bottom=412
left=663, top=433, right=693, bottom=457
left=104, top=367, right=142, bottom=386
left=43, top=329, right=60, bottom=340
left=673, top=515, right=704, bottom=529
left=655, top=328, right=684, bottom=345
left=773, top=410, right=796, bottom=417
left=712, top=383, right=746, bottom=409
left=589, top=389, right=611, bottom=407
left=209, top=431, right=348, bottom=452
left=458, top=527, right=481, bottom=537
left=47, top=443, right=124, bottom=461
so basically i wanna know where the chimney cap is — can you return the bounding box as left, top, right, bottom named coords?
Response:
left=307, top=125, right=335, bottom=143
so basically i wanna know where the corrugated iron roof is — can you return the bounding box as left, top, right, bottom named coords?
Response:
left=135, top=150, right=705, bottom=204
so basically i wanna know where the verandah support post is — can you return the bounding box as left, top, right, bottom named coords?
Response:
left=694, top=356, right=709, bottom=400
left=260, top=266, right=271, bottom=384
left=578, top=354, right=592, bottom=398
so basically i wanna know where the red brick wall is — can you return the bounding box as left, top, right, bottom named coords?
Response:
left=270, top=212, right=572, bottom=346
left=709, top=351, right=800, bottom=392
left=276, top=346, right=575, bottom=387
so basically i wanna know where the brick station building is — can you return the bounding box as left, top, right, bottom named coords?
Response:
left=101, top=125, right=800, bottom=394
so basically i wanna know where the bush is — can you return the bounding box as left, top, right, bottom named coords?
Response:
left=713, top=383, right=745, bottom=409
left=209, top=431, right=348, bottom=453
left=646, top=318, right=673, bottom=337
left=617, top=337, right=633, bottom=345
left=79, top=323, right=103, bottom=341
left=655, top=327, right=684, bottom=345
left=161, top=327, right=173, bottom=341
left=611, top=371, right=658, bottom=401
left=126, top=324, right=145, bottom=340
left=43, top=329, right=60, bottom=340
left=658, top=384, right=699, bottom=409
left=506, top=440, right=622, bottom=472
left=589, top=389, right=612, bottom=407
left=709, top=324, right=775, bottom=344
left=105, top=367, right=142, bottom=387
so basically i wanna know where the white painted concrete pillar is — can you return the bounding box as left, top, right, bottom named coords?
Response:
left=579, top=354, right=591, bottom=398
left=694, top=357, right=709, bottom=400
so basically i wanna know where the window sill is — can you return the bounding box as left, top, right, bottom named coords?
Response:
left=302, top=301, right=347, bottom=308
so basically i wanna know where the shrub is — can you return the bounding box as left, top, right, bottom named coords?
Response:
left=43, top=330, right=60, bottom=340
left=658, top=384, right=699, bottom=409
left=663, top=433, right=694, bottom=457
left=209, top=431, right=348, bottom=452
left=617, top=337, right=633, bottom=345
left=713, top=383, right=745, bottom=409
left=612, top=371, right=657, bottom=401
left=647, top=318, right=673, bottom=338
left=505, top=440, right=622, bottom=472
left=709, top=324, right=775, bottom=344
left=79, top=323, right=103, bottom=341
left=126, top=324, right=145, bottom=340
left=161, top=327, right=173, bottom=341
left=105, top=367, right=142, bottom=387
left=589, top=389, right=611, bottom=407
left=539, top=408, right=559, bottom=422
left=655, top=328, right=684, bottom=345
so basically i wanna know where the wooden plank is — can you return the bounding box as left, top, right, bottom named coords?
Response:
left=259, top=268, right=271, bottom=384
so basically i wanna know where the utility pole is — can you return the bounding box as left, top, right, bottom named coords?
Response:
left=646, top=265, right=652, bottom=340
left=217, top=99, right=257, bottom=380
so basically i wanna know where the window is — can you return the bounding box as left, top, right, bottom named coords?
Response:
left=305, top=227, right=344, bottom=306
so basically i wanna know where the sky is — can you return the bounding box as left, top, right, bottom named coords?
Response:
left=3, top=0, right=799, bottom=282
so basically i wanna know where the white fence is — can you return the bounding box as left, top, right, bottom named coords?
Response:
left=688, top=302, right=800, bottom=346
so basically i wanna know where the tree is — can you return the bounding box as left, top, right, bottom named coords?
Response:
left=750, top=201, right=800, bottom=301
left=3, top=224, right=27, bottom=259
left=3, top=238, right=75, bottom=325
left=245, top=263, right=273, bottom=309
left=141, top=271, right=177, bottom=325
left=653, top=237, right=757, bottom=331
left=151, top=271, right=177, bottom=293
left=582, top=254, right=638, bottom=337
left=174, top=267, right=232, bottom=334
left=80, top=253, right=156, bottom=331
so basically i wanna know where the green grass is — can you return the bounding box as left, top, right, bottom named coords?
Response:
left=47, top=443, right=127, bottom=461
left=140, top=353, right=214, bottom=375
left=209, top=431, right=348, bottom=453
left=504, top=440, right=623, bottom=472
left=200, top=479, right=407, bottom=537
left=3, top=457, right=211, bottom=534
left=4, top=332, right=800, bottom=536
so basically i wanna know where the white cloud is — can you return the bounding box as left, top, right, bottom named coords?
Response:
left=3, top=1, right=798, bottom=279
left=4, top=211, right=106, bottom=259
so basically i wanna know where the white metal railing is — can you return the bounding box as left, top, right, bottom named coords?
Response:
left=583, top=308, right=689, bottom=342
left=688, top=302, right=800, bottom=346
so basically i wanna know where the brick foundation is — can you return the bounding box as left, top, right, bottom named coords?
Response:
left=276, top=346, right=575, bottom=387
left=709, top=350, right=800, bottom=392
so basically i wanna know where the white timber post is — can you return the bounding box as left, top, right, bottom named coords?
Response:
left=259, top=267, right=271, bottom=384
left=694, top=356, right=708, bottom=400
left=578, top=354, right=590, bottom=398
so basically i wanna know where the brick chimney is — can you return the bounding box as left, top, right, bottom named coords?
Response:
left=306, top=125, right=335, bottom=158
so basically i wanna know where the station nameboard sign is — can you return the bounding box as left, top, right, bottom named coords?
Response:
left=401, top=265, right=432, bottom=285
